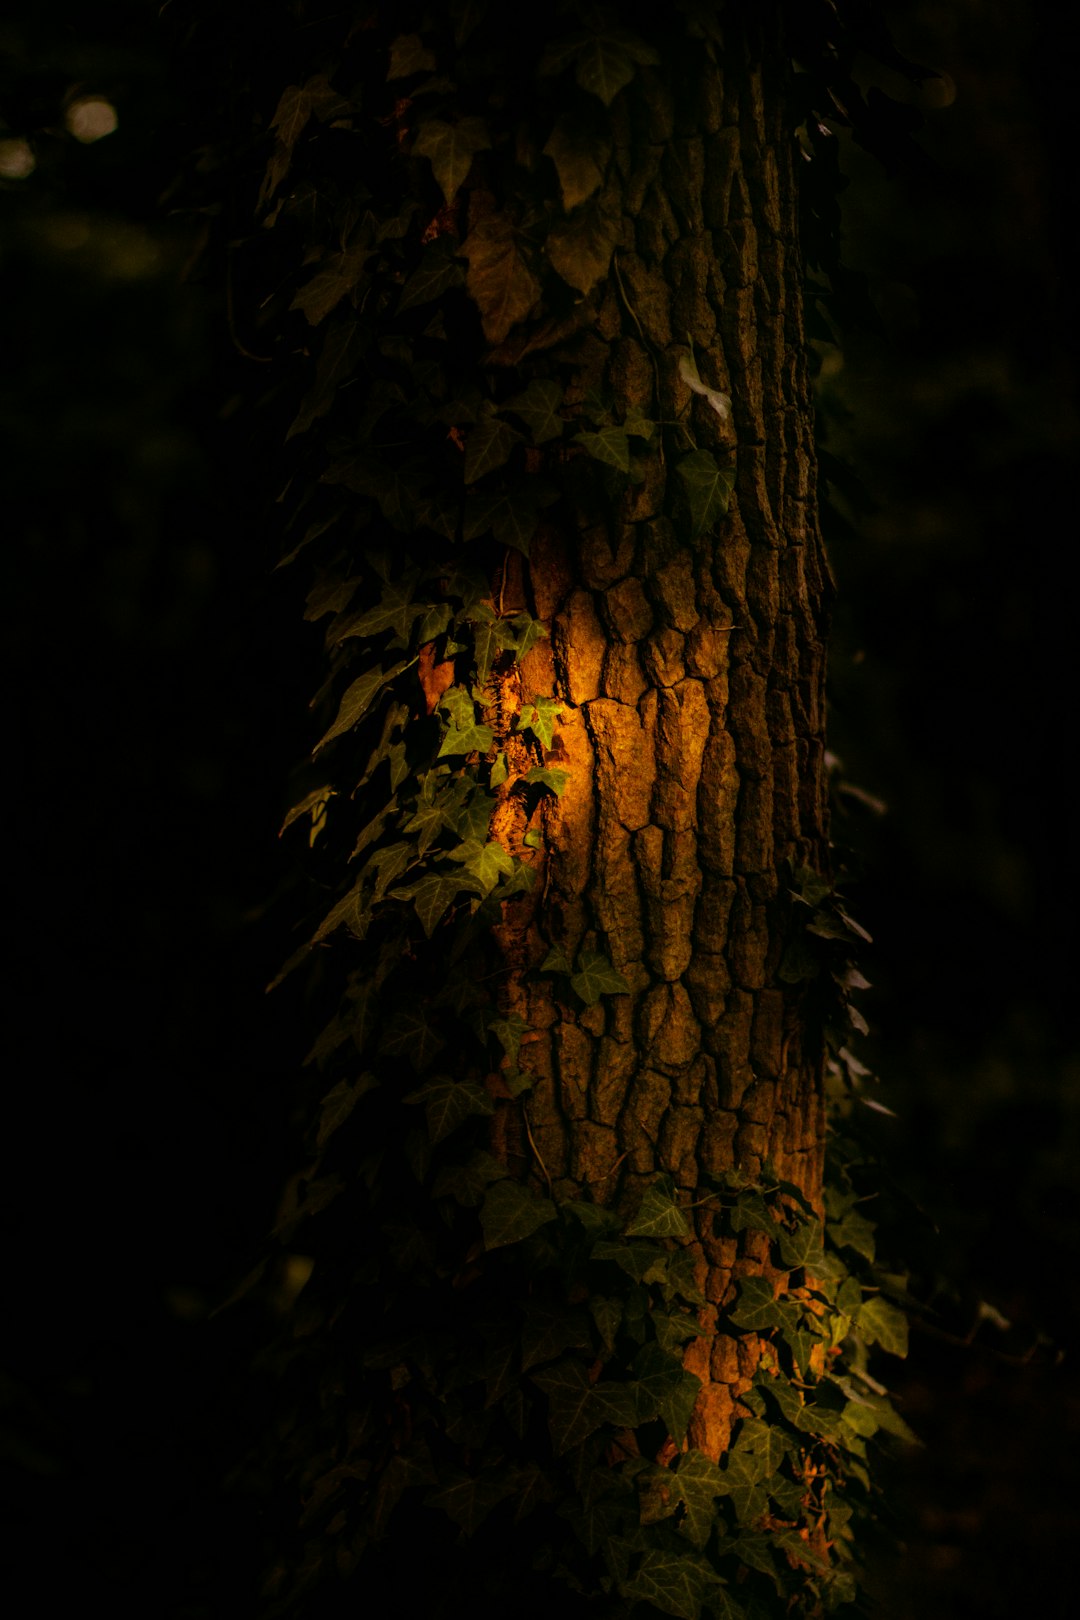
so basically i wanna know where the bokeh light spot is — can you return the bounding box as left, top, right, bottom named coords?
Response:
left=66, top=97, right=119, bottom=144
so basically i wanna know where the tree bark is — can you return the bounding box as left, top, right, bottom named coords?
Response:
left=486, top=23, right=831, bottom=1460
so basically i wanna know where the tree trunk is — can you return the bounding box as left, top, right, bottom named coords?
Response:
left=485, top=21, right=831, bottom=1461
left=202, top=5, right=853, bottom=1613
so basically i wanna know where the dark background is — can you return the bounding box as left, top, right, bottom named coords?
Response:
left=1, top=3, right=1077, bottom=1615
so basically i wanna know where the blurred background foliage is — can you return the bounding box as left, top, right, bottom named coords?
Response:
left=1, top=1, right=1077, bottom=1615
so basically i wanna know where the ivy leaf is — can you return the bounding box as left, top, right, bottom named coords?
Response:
left=501, top=378, right=565, bottom=443
left=463, top=839, right=515, bottom=894
left=424, top=1469, right=516, bottom=1536
left=542, top=114, right=611, bottom=210
left=438, top=721, right=495, bottom=758
left=332, top=578, right=423, bottom=642
left=412, top=116, right=492, bottom=205
left=719, top=1450, right=769, bottom=1524
left=672, top=1450, right=727, bottom=1551
left=676, top=449, right=735, bottom=538
left=733, top=1417, right=790, bottom=1479
left=435, top=1149, right=509, bottom=1210
left=521, top=1302, right=592, bottom=1371
left=398, top=237, right=467, bottom=312
left=727, top=1191, right=775, bottom=1236
left=480, top=1178, right=558, bottom=1251
left=664, top=1249, right=707, bottom=1307
left=540, top=943, right=573, bottom=975
left=403, top=1074, right=494, bottom=1144
left=313, top=659, right=409, bottom=754
left=588, top=1293, right=623, bottom=1350
left=378, top=1004, right=445, bottom=1070
left=619, top=1548, right=721, bottom=1620
left=652, top=1309, right=698, bottom=1357
left=370, top=1444, right=438, bottom=1541
left=461, top=214, right=541, bottom=345
left=547, top=186, right=621, bottom=296
left=472, top=618, right=503, bottom=685
left=518, top=696, right=564, bottom=749
left=260, top=83, right=312, bottom=203
left=316, top=1073, right=378, bottom=1150
left=829, top=1207, right=877, bottom=1262
left=856, top=1295, right=909, bottom=1358
left=464, top=416, right=522, bottom=482
left=417, top=601, right=453, bottom=644
left=571, top=949, right=630, bottom=1005
left=776, top=1218, right=825, bottom=1273
left=727, top=1277, right=786, bottom=1333
left=291, top=245, right=371, bottom=326
left=574, top=425, right=630, bottom=473
left=387, top=33, right=437, bottom=80
left=574, top=37, right=649, bottom=107
left=525, top=765, right=569, bottom=798
left=591, top=1240, right=669, bottom=1283
left=389, top=872, right=475, bottom=937
left=625, top=1174, right=691, bottom=1239
left=530, top=1357, right=609, bottom=1455
left=632, top=1343, right=701, bottom=1445
left=288, top=320, right=365, bottom=438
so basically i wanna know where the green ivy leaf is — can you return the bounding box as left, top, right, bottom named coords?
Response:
left=727, top=1277, right=786, bottom=1333
left=532, top=1358, right=632, bottom=1455
left=573, top=33, right=656, bottom=107
left=462, top=839, right=515, bottom=894
left=387, top=33, right=437, bottom=80
left=570, top=948, right=630, bottom=1004
left=378, top=1004, right=445, bottom=1070
left=398, top=236, right=467, bottom=312
left=542, top=114, right=611, bottom=210
left=672, top=1450, right=727, bottom=1551
left=290, top=245, right=371, bottom=326
left=776, top=1218, right=826, bottom=1273
left=501, top=378, right=565, bottom=443
left=676, top=449, right=735, bottom=537
left=588, top=1293, right=623, bottom=1349
left=315, top=1072, right=378, bottom=1150
left=480, top=1178, right=558, bottom=1251
left=574, top=425, right=630, bottom=473
left=403, top=1074, right=494, bottom=1144
left=370, top=1445, right=437, bottom=1540
left=313, top=659, right=409, bottom=754
left=733, top=1417, right=790, bottom=1479
left=521, top=1302, right=593, bottom=1371
left=465, top=416, right=523, bottom=482
left=540, top=942, right=573, bottom=975
left=424, top=1467, right=517, bottom=1536
left=518, top=696, right=565, bottom=749
left=632, top=1342, right=701, bottom=1444
left=625, top=1174, right=692, bottom=1239
left=619, top=1547, right=721, bottom=1620
left=412, top=116, right=492, bottom=204
left=591, top=1240, right=669, bottom=1283
left=332, top=579, right=424, bottom=643
left=856, top=1295, right=909, bottom=1358
left=719, top=1450, right=769, bottom=1524
left=389, top=871, right=477, bottom=937
left=489, top=751, right=508, bottom=788
left=524, top=765, right=569, bottom=797
left=438, top=721, right=495, bottom=757
left=461, top=214, right=541, bottom=346
left=288, top=320, right=365, bottom=438
left=434, top=1149, right=508, bottom=1210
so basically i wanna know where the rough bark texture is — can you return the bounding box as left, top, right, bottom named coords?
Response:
left=490, top=27, right=831, bottom=1460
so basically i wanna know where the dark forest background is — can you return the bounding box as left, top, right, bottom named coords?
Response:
left=2, top=3, right=1077, bottom=1616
